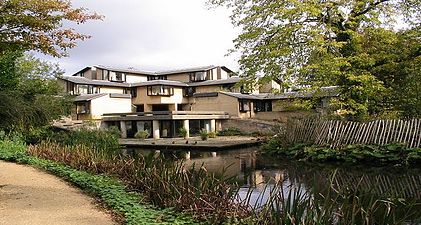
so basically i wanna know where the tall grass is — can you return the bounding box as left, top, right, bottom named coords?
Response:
left=27, top=141, right=249, bottom=223
left=236, top=172, right=421, bottom=225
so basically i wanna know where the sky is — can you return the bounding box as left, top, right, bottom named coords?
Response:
left=36, top=0, right=240, bottom=75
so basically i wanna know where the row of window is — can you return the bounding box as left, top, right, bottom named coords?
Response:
left=239, top=100, right=272, bottom=112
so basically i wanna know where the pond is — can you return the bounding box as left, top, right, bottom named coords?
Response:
left=128, top=146, right=421, bottom=223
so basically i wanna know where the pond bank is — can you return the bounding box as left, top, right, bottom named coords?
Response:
left=119, top=136, right=262, bottom=150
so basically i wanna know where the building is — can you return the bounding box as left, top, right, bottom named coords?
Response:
left=58, top=65, right=337, bottom=139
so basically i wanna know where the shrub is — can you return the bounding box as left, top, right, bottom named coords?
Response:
left=179, top=127, right=188, bottom=139
left=134, top=130, right=149, bottom=139
left=217, top=127, right=243, bottom=136
left=199, top=129, right=208, bottom=141
left=208, top=131, right=216, bottom=138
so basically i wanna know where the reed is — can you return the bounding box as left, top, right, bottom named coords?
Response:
left=27, top=141, right=248, bottom=222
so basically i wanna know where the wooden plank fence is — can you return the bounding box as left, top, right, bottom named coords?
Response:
left=286, top=119, right=421, bottom=149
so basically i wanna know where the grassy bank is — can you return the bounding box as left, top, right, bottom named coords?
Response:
left=0, top=139, right=196, bottom=225
left=262, top=138, right=421, bottom=166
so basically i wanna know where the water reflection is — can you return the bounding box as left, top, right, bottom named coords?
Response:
left=129, top=147, right=421, bottom=205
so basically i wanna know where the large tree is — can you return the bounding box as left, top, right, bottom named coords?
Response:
left=0, top=0, right=102, bottom=57
left=0, top=0, right=100, bottom=132
left=210, top=0, right=421, bottom=119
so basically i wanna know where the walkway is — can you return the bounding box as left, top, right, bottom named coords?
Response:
left=0, top=161, right=116, bottom=225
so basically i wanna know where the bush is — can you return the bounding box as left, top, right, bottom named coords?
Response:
left=134, top=130, right=149, bottom=139
left=199, top=129, right=208, bottom=141
left=179, top=127, right=188, bottom=139
left=217, top=127, right=243, bottom=136
left=208, top=131, right=216, bottom=138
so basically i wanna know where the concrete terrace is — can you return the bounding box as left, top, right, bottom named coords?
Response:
left=119, top=136, right=263, bottom=150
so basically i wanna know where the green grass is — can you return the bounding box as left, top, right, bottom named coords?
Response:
left=0, top=139, right=196, bottom=225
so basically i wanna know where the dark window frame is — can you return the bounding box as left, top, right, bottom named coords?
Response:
left=147, top=85, right=174, bottom=96
left=239, top=99, right=250, bottom=112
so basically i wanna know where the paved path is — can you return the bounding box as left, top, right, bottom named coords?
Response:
left=0, top=161, right=116, bottom=225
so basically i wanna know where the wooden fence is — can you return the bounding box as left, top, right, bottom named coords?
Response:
left=285, top=119, right=421, bottom=149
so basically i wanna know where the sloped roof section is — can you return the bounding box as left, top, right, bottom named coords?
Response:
left=188, top=77, right=241, bottom=87
left=59, top=76, right=130, bottom=87
left=94, top=65, right=156, bottom=76
left=74, top=93, right=107, bottom=102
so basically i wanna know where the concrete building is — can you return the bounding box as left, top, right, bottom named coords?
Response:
left=58, top=65, right=337, bottom=139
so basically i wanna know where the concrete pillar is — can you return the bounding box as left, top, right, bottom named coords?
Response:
left=210, top=119, right=216, bottom=132
left=120, top=121, right=127, bottom=138
left=174, top=103, right=178, bottom=111
left=153, top=120, right=160, bottom=139
left=183, top=119, right=190, bottom=139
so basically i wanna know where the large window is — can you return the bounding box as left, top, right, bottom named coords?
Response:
left=183, top=87, right=196, bottom=97
left=239, top=99, right=250, bottom=112
left=254, top=100, right=272, bottom=112
left=76, top=102, right=90, bottom=114
left=189, top=71, right=207, bottom=82
left=147, top=85, right=174, bottom=96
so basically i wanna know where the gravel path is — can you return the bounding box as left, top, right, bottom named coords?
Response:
left=0, top=161, right=116, bottom=225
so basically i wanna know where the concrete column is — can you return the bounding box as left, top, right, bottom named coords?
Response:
left=120, top=121, right=127, bottom=138
left=153, top=120, right=160, bottom=139
left=183, top=119, right=190, bottom=139
left=210, top=119, right=216, bottom=132
left=174, top=103, right=178, bottom=111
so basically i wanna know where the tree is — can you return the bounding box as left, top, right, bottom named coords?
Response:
left=0, top=0, right=102, bottom=57
left=0, top=54, right=72, bottom=131
left=209, top=0, right=421, bottom=119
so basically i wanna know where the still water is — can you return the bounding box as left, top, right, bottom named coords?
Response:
left=129, top=146, right=421, bottom=221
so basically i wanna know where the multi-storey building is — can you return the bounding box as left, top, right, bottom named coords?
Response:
left=58, top=65, right=337, bottom=139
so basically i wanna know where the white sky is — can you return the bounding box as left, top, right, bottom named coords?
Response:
left=36, top=0, right=240, bottom=75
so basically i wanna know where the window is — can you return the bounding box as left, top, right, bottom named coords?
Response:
left=147, top=85, right=174, bottom=96
left=239, top=99, right=250, bottom=112
left=189, top=71, right=207, bottom=82
left=115, top=72, right=123, bottom=82
left=77, top=84, right=88, bottom=94
left=131, top=88, right=137, bottom=97
left=77, top=102, right=90, bottom=114
left=254, top=100, right=272, bottom=112
left=147, top=75, right=167, bottom=81
left=183, top=87, right=196, bottom=97
left=102, top=70, right=110, bottom=80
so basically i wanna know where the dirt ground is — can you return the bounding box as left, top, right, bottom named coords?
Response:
left=0, top=161, right=116, bottom=225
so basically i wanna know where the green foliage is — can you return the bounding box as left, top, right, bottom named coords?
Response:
left=208, top=131, right=217, bottom=138
left=262, top=141, right=421, bottom=166
left=46, top=128, right=121, bottom=154
left=217, top=127, right=243, bottom=136
left=0, top=140, right=196, bottom=225
left=199, top=129, right=209, bottom=141
left=0, top=0, right=102, bottom=57
left=135, top=130, right=149, bottom=139
left=210, top=0, right=421, bottom=119
left=178, top=127, right=188, bottom=139
left=0, top=53, right=72, bottom=132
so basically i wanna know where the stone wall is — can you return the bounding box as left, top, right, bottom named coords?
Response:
left=221, top=119, right=277, bottom=135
